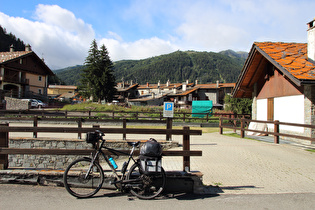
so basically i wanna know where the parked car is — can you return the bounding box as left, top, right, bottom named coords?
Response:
left=33, top=99, right=47, bottom=108
left=21, top=99, right=47, bottom=108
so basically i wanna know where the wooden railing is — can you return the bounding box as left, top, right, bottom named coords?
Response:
left=219, top=117, right=315, bottom=143
left=0, top=123, right=202, bottom=171
left=0, top=110, right=250, bottom=123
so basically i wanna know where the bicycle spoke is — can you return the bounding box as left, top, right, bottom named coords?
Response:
left=63, top=158, right=104, bottom=198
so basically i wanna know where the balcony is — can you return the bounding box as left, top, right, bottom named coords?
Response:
left=0, top=74, right=29, bottom=85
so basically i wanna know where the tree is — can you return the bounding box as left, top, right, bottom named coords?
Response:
left=80, top=40, right=116, bottom=103
left=224, top=95, right=252, bottom=114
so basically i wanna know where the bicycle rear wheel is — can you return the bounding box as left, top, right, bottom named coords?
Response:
left=63, top=157, right=104, bottom=198
left=126, top=163, right=166, bottom=199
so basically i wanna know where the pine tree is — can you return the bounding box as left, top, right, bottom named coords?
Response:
left=80, top=40, right=116, bottom=103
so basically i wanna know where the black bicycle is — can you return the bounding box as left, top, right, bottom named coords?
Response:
left=63, top=130, right=166, bottom=199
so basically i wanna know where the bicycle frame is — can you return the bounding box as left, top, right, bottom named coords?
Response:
left=86, top=138, right=139, bottom=185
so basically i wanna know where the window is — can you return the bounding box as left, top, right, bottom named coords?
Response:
left=38, top=76, right=42, bottom=81
left=267, top=98, right=274, bottom=121
left=38, top=89, right=42, bottom=94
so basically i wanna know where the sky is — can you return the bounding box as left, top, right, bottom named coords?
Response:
left=0, top=0, right=315, bottom=69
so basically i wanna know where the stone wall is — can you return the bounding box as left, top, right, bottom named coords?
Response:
left=5, top=97, right=29, bottom=110
left=304, top=85, right=315, bottom=138
left=8, top=138, right=177, bottom=169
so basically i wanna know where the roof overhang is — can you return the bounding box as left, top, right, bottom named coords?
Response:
left=232, top=43, right=303, bottom=98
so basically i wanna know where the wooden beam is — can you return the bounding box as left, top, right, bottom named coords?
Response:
left=0, top=148, right=202, bottom=156
left=0, top=126, right=202, bottom=135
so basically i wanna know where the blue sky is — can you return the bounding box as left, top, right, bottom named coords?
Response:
left=1, top=0, right=315, bottom=69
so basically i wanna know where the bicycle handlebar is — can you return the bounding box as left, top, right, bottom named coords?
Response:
left=95, top=130, right=105, bottom=136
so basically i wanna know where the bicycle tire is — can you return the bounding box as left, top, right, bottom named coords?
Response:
left=126, top=162, right=166, bottom=199
left=63, top=157, right=104, bottom=198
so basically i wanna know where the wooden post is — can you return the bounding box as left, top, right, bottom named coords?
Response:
left=92, top=124, right=100, bottom=153
left=240, top=117, right=245, bottom=138
left=123, top=118, right=127, bottom=140
left=233, top=114, right=237, bottom=133
left=65, top=110, right=68, bottom=118
left=274, top=120, right=280, bottom=144
left=219, top=117, right=223, bottom=134
left=166, top=117, right=172, bottom=141
left=78, top=118, right=82, bottom=139
left=0, top=123, right=9, bottom=169
left=183, top=126, right=190, bottom=172
left=33, top=115, right=38, bottom=138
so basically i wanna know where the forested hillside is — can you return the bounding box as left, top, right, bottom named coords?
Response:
left=0, top=25, right=26, bottom=52
left=54, top=50, right=247, bottom=86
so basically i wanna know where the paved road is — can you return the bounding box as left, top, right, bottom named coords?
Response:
left=1, top=184, right=315, bottom=210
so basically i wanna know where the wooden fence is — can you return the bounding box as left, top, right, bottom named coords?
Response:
left=0, top=123, right=202, bottom=171
left=219, top=117, right=315, bottom=143
left=0, top=110, right=250, bottom=123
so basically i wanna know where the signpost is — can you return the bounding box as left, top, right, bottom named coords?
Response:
left=163, top=102, right=174, bottom=141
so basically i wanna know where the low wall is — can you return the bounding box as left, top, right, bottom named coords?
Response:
left=8, top=138, right=177, bottom=169
left=5, top=97, right=29, bottom=110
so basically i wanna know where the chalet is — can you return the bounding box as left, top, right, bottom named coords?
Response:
left=232, top=19, right=315, bottom=139
left=116, top=82, right=139, bottom=103
left=0, top=45, right=54, bottom=99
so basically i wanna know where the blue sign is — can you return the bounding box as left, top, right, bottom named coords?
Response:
left=163, top=102, right=174, bottom=117
left=164, top=102, right=173, bottom=111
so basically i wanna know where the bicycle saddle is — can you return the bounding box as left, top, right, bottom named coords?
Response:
left=127, top=141, right=140, bottom=147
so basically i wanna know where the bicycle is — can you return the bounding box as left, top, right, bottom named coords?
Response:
left=63, top=130, right=166, bottom=199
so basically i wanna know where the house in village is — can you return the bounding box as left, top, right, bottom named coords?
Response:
left=232, top=18, right=315, bottom=140
left=116, top=82, right=139, bottom=103
left=0, top=44, right=54, bottom=102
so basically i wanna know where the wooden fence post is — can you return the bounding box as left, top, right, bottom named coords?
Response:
left=274, top=120, right=280, bottom=144
left=240, top=117, right=245, bottom=138
left=0, top=123, right=9, bottom=169
left=78, top=118, right=82, bottom=139
left=166, top=118, right=172, bottom=141
left=33, top=115, right=38, bottom=138
left=233, top=114, right=237, bottom=133
left=183, top=126, right=190, bottom=172
left=123, top=118, right=127, bottom=140
left=219, top=117, right=223, bottom=134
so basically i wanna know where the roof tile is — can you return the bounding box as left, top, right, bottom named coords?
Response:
left=255, top=42, right=315, bottom=80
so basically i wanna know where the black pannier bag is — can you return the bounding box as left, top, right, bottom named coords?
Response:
left=140, top=138, right=162, bottom=157
left=140, top=138, right=162, bottom=173
left=85, top=132, right=99, bottom=143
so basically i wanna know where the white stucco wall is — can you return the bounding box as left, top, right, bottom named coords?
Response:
left=257, top=95, right=304, bottom=133
left=257, top=99, right=267, bottom=121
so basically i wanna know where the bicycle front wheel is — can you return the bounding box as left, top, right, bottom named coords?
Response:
left=126, top=163, right=166, bottom=199
left=63, top=157, right=104, bottom=198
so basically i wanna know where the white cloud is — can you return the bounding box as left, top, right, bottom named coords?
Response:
left=0, top=5, right=94, bottom=69
left=1, top=1, right=315, bottom=69
left=99, top=37, right=178, bottom=61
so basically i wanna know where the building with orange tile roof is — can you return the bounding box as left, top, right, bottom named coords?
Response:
left=233, top=18, right=315, bottom=139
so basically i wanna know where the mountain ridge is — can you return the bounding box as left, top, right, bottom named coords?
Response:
left=53, top=50, right=247, bottom=86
